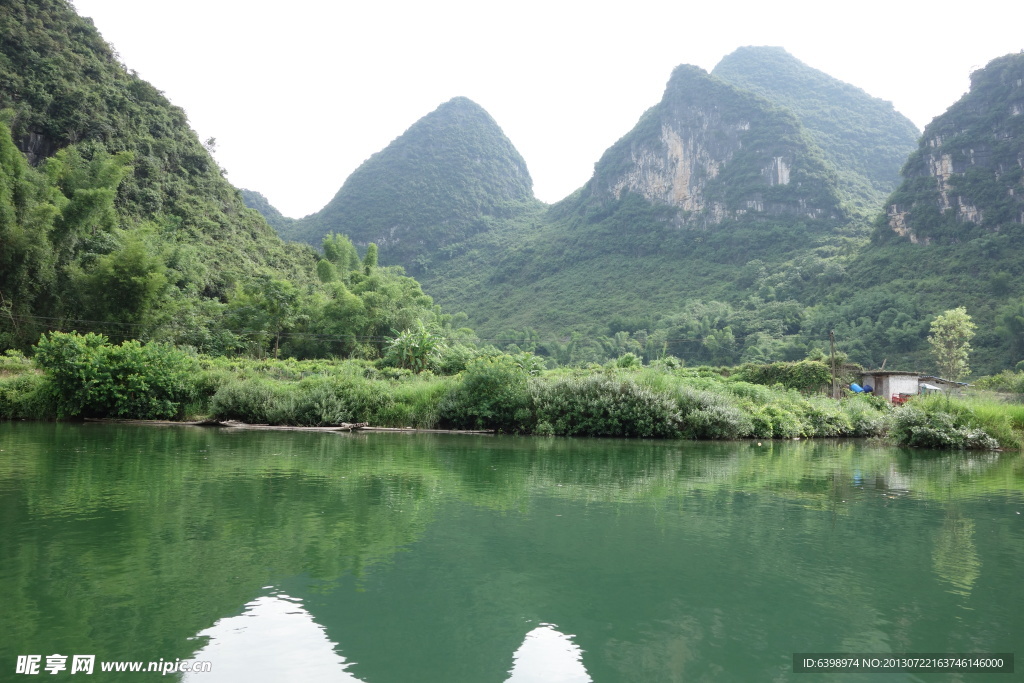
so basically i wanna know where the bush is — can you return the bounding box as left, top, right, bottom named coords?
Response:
left=376, top=375, right=453, bottom=428
left=842, top=396, right=889, bottom=437
left=209, top=377, right=291, bottom=424
left=534, top=375, right=682, bottom=438
left=749, top=404, right=803, bottom=439
left=289, top=379, right=351, bottom=426
left=674, top=385, right=752, bottom=439
left=433, top=343, right=477, bottom=375
left=735, top=360, right=831, bottom=393
left=209, top=374, right=400, bottom=426
left=0, top=373, right=56, bottom=420
left=0, top=349, right=35, bottom=376
left=439, top=356, right=534, bottom=432
left=800, top=397, right=853, bottom=437
left=974, top=370, right=1024, bottom=393
left=720, top=380, right=775, bottom=404
left=615, top=352, right=642, bottom=369
left=888, top=406, right=998, bottom=450
left=33, top=332, right=197, bottom=419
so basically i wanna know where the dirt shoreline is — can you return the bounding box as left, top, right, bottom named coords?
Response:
left=82, top=417, right=495, bottom=435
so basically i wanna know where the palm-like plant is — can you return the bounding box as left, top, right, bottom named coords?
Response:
left=385, top=321, right=446, bottom=372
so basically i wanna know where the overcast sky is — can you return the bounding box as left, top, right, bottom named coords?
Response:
left=71, top=0, right=1023, bottom=219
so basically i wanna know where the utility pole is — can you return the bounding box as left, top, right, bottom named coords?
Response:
left=829, top=330, right=838, bottom=399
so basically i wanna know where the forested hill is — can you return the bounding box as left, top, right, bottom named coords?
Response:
left=827, top=51, right=1024, bottom=372
left=572, top=63, right=844, bottom=224
left=0, top=0, right=451, bottom=359
left=712, top=46, right=920, bottom=211
left=240, top=189, right=295, bottom=235
left=370, top=63, right=857, bottom=356
left=279, top=97, right=542, bottom=265
left=253, top=52, right=1024, bottom=373
left=0, top=0, right=315, bottom=290
left=882, top=51, right=1024, bottom=245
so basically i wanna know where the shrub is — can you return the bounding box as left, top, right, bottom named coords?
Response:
left=735, top=360, right=831, bottom=393
left=674, top=385, right=752, bottom=439
left=289, top=378, right=351, bottom=426
left=973, top=371, right=1024, bottom=393
left=842, top=396, right=889, bottom=437
left=433, top=343, right=477, bottom=375
left=534, top=375, right=682, bottom=438
left=888, top=406, right=998, bottom=450
left=439, top=356, right=534, bottom=432
left=0, top=349, right=34, bottom=376
left=209, top=377, right=289, bottom=424
left=749, top=404, right=803, bottom=439
left=33, top=332, right=197, bottom=419
left=386, top=375, right=453, bottom=428
left=615, top=352, right=642, bottom=369
left=800, top=397, right=853, bottom=437
left=0, top=373, right=56, bottom=420
left=720, top=380, right=775, bottom=404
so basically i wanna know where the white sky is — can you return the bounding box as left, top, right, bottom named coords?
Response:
left=70, top=0, right=1023, bottom=219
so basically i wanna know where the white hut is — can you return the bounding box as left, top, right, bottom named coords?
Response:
left=860, top=371, right=921, bottom=404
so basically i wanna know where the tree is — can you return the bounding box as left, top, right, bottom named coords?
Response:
left=226, top=274, right=299, bottom=358
left=363, top=243, right=378, bottom=274
left=384, top=320, right=446, bottom=372
left=996, top=298, right=1024, bottom=362
left=928, top=307, right=976, bottom=381
left=74, top=229, right=169, bottom=332
left=321, top=233, right=360, bottom=276
left=315, top=259, right=337, bottom=283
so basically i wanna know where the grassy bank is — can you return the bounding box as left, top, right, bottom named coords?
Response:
left=2, top=335, right=1021, bottom=449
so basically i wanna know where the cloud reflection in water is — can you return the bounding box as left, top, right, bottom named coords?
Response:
left=185, top=593, right=362, bottom=682
left=505, top=623, right=592, bottom=683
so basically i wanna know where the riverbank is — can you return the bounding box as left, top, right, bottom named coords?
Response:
left=3, top=339, right=1021, bottom=449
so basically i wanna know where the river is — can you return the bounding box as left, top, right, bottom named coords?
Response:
left=1, top=423, right=1021, bottom=681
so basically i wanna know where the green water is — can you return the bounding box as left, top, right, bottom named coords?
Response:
left=0, top=423, right=1021, bottom=682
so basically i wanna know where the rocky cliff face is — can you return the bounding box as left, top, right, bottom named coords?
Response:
left=712, top=47, right=920, bottom=210
left=884, top=52, right=1024, bottom=244
left=583, top=65, right=843, bottom=226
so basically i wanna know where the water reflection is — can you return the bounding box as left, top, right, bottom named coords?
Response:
left=505, top=623, right=591, bottom=683
left=932, top=506, right=981, bottom=598
left=185, top=593, right=362, bottom=682
left=1, top=425, right=1021, bottom=682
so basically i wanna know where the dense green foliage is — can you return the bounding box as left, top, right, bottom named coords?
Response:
left=282, top=97, right=542, bottom=268
left=7, top=332, right=1023, bottom=449
left=889, top=399, right=1000, bottom=450
left=731, top=360, right=831, bottom=392
left=884, top=52, right=1024, bottom=245
left=0, top=1, right=463, bottom=364
left=5, top=0, right=1024, bottom=384
left=712, top=46, right=920, bottom=210
left=32, top=331, right=197, bottom=419
left=0, top=0, right=335, bottom=350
